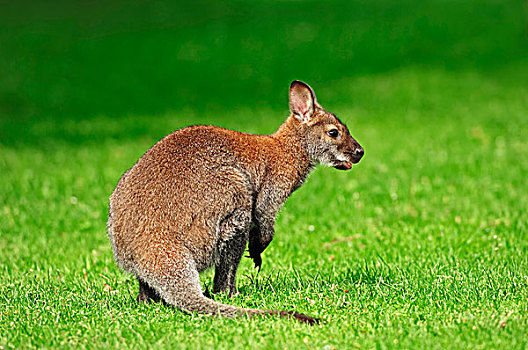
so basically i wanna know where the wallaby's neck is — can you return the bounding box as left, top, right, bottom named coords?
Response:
left=272, top=115, right=317, bottom=176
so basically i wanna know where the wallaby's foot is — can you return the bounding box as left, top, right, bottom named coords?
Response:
left=203, top=285, right=213, bottom=299
left=228, top=289, right=240, bottom=298
left=137, top=294, right=152, bottom=303
left=137, top=279, right=161, bottom=303
left=203, top=284, right=238, bottom=299
left=211, top=284, right=239, bottom=298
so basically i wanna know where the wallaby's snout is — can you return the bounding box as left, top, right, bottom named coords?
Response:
left=331, top=133, right=364, bottom=170
left=335, top=142, right=363, bottom=171
left=346, top=137, right=364, bottom=164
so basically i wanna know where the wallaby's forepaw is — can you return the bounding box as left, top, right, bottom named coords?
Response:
left=253, top=255, right=262, bottom=272
left=246, top=250, right=262, bottom=271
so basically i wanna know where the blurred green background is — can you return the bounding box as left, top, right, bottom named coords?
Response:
left=1, top=0, right=526, bottom=125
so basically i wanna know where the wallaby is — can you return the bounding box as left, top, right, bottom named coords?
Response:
left=107, top=80, right=364, bottom=325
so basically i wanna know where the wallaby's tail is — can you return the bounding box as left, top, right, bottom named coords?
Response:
left=165, top=283, right=318, bottom=325
left=136, top=250, right=318, bottom=325
left=265, top=310, right=320, bottom=325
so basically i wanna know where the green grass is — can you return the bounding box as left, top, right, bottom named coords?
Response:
left=1, top=0, right=528, bottom=348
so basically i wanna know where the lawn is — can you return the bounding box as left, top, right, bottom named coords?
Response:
left=1, top=1, right=527, bottom=349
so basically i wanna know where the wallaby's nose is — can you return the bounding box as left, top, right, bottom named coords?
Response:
left=355, top=147, right=364, bottom=157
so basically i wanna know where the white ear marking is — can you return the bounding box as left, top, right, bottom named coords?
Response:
left=295, top=109, right=311, bottom=124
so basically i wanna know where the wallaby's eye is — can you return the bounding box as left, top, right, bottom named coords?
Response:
left=327, top=128, right=339, bottom=138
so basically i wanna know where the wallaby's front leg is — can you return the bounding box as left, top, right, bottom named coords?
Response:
left=248, top=220, right=275, bottom=270
left=248, top=180, right=290, bottom=269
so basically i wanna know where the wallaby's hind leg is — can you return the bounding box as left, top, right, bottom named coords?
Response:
left=137, top=278, right=161, bottom=303
left=213, top=209, right=251, bottom=295
left=141, top=246, right=246, bottom=317
left=213, top=232, right=248, bottom=295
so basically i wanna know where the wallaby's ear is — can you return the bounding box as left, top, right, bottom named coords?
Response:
left=289, top=80, right=317, bottom=123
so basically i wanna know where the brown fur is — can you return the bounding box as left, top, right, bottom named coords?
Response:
left=107, top=81, right=363, bottom=324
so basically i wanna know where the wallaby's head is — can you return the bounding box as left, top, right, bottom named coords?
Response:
left=289, top=80, right=364, bottom=170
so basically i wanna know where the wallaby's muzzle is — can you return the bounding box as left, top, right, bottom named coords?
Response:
left=335, top=142, right=364, bottom=170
